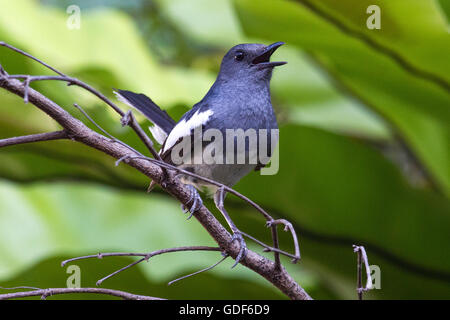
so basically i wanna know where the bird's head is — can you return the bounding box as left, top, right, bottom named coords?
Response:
left=218, top=42, right=287, bottom=82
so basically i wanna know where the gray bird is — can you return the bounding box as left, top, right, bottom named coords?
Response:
left=114, top=42, right=286, bottom=266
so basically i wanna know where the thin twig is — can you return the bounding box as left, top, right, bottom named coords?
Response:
left=168, top=254, right=229, bottom=285
left=356, top=246, right=363, bottom=300
left=61, top=246, right=221, bottom=267
left=0, top=285, right=41, bottom=291
left=61, top=246, right=222, bottom=286
left=353, top=245, right=373, bottom=300
left=267, top=219, right=301, bottom=263
left=0, top=130, right=68, bottom=148
left=240, top=231, right=299, bottom=261
left=96, top=258, right=146, bottom=286
left=0, top=42, right=65, bottom=76
left=73, top=103, right=144, bottom=157
left=270, top=227, right=281, bottom=270
left=0, top=287, right=164, bottom=300
left=125, top=110, right=162, bottom=161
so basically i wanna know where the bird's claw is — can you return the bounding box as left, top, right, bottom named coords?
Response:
left=229, top=231, right=247, bottom=268
left=181, top=185, right=203, bottom=219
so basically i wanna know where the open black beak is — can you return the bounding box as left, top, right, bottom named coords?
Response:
left=252, top=42, right=287, bottom=68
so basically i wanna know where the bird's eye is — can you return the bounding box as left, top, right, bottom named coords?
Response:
left=234, top=51, right=245, bottom=61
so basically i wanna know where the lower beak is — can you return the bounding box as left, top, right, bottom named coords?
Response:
left=252, top=42, right=287, bottom=68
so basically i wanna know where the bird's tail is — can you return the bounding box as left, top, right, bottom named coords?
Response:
left=113, top=89, right=175, bottom=145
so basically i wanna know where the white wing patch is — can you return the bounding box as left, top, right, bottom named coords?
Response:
left=149, top=125, right=167, bottom=145
left=114, top=90, right=168, bottom=145
left=163, top=109, right=213, bottom=153
left=113, top=90, right=133, bottom=109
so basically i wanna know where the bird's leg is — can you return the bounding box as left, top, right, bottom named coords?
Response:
left=214, top=186, right=247, bottom=268
left=181, top=184, right=203, bottom=219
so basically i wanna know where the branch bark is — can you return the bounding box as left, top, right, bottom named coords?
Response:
left=0, top=130, right=68, bottom=147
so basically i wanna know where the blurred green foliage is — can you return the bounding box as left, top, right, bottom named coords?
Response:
left=0, top=0, right=449, bottom=299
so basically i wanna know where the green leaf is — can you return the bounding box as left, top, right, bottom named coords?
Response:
left=233, top=0, right=450, bottom=194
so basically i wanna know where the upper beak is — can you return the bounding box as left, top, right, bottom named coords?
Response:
left=252, top=42, right=287, bottom=68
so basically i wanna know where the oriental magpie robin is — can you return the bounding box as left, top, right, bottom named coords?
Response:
left=114, top=42, right=286, bottom=266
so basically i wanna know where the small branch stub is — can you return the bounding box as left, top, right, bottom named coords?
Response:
left=353, top=244, right=373, bottom=300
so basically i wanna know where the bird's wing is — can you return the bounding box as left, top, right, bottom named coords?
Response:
left=160, top=103, right=214, bottom=163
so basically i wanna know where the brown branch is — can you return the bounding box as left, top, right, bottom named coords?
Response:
left=0, top=287, right=164, bottom=300
left=0, top=130, right=68, bottom=147
left=0, top=48, right=311, bottom=300
left=4, top=74, right=161, bottom=161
